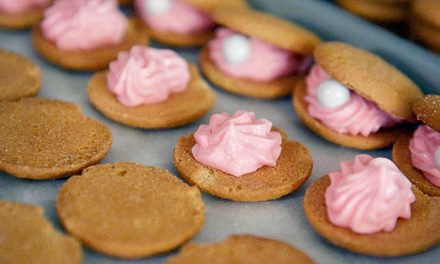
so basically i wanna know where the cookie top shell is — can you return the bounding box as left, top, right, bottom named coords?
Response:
left=413, top=95, right=440, bottom=133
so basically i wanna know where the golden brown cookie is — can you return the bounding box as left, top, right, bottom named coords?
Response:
left=0, top=49, right=41, bottom=101
left=293, top=79, right=408, bottom=150
left=393, top=134, right=440, bottom=197
left=336, top=0, right=409, bottom=23
left=0, top=3, right=49, bottom=29
left=167, top=234, right=315, bottom=264
left=0, top=200, right=82, bottom=264
left=212, top=7, right=321, bottom=55
left=56, top=163, right=205, bottom=258
left=410, top=18, right=440, bottom=51
left=87, top=65, right=216, bottom=129
left=187, top=0, right=248, bottom=13
left=314, top=42, right=423, bottom=122
left=412, top=0, right=440, bottom=29
left=200, top=48, right=301, bottom=99
left=304, top=176, right=440, bottom=257
left=0, top=98, right=112, bottom=180
left=413, top=95, right=440, bottom=132
left=32, top=18, right=149, bottom=71
left=173, top=132, right=313, bottom=202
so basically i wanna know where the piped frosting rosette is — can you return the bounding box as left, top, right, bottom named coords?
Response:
left=41, top=0, right=127, bottom=50
left=107, top=46, right=190, bottom=107
left=325, top=154, right=415, bottom=234
left=410, top=125, right=440, bottom=187
left=305, top=65, right=398, bottom=137
left=191, top=110, right=282, bottom=177
left=0, top=0, right=49, bottom=14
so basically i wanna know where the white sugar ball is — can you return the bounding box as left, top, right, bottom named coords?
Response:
left=145, top=0, right=171, bottom=15
left=222, top=34, right=252, bottom=65
left=435, top=147, right=440, bottom=169
left=316, top=80, right=351, bottom=109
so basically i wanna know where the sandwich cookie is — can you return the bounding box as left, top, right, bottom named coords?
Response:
left=167, top=234, right=315, bottom=264
left=174, top=110, right=313, bottom=202
left=200, top=7, right=321, bottom=99
left=411, top=0, right=440, bottom=54
left=87, top=46, right=215, bottom=129
left=304, top=154, right=440, bottom=256
left=32, top=0, right=148, bottom=71
left=134, top=0, right=248, bottom=47
left=293, top=42, right=423, bottom=150
left=0, top=49, right=41, bottom=101
left=0, top=0, right=50, bottom=29
left=393, top=95, right=440, bottom=196
left=56, top=163, right=204, bottom=258
left=0, top=98, right=112, bottom=180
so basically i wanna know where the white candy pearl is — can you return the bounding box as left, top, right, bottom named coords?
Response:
left=435, top=147, right=440, bottom=169
left=222, top=34, right=252, bottom=65
left=145, top=0, right=171, bottom=15
left=316, top=80, right=351, bottom=109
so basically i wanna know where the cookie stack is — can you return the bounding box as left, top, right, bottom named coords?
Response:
left=411, top=0, right=440, bottom=54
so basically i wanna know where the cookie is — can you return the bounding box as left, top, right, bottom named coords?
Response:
left=56, top=163, right=205, bottom=258
left=173, top=132, right=313, bottom=202
left=200, top=48, right=300, bottom=99
left=412, top=0, right=440, bottom=29
left=336, top=0, right=409, bottom=23
left=0, top=98, right=112, bottom=180
left=393, top=134, right=440, bottom=197
left=167, top=234, right=315, bottom=264
left=0, top=2, right=49, bottom=29
left=186, top=0, right=248, bottom=13
left=0, top=200, right=82, bottom=264
left=87, top=65, right=216, bottom=129
left=410, top=18, right=440, bottom=52
left=304, top=176, right=440, bottom=256
left=0, top=49, right=41, bottom=101
left=32, top=18, right=149, bottom=71
left=212, top=7, right=321, bottom=55
left=293, top=79, right=409, bottom=150
left=413, top=95, right=440, bottom=132
left=314, top=42, right=423, bottom=122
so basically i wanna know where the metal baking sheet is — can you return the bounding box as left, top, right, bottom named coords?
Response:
left=1, top=0, right=440, bottom=263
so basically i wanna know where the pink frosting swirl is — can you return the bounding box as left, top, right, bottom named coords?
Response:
left=209, top=28, right=310, bottom=82
left=410, top=125, right=440, bottom=187
left=305, top=65, right=398, bottom=136
left=0, top=0, right=49, bottom=14
left=135, top=0, right=214, bottom=34
left=325, top=154, right=415, bottom=234
left=41, top=0, right=127, bottom=50
left=107, top=46, right=190, bottom=107
left=192, top=110, right=282, bottom=177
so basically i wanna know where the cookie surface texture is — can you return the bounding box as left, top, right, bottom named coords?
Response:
left=0, top=200, right=82, bottom=264
left=56, top=163, right=205, bottom=258
left=0, top=98, right=112, bottom=179
left=0, top=49, right=41, bottom=101
left=413, top=95, right=440, bottom=133
left=167, top=234, right=315, bottom=264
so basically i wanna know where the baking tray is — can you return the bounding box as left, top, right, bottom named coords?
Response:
left=1, top=0, right=440, bottom=263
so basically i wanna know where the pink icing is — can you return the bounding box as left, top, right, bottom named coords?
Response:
left=192, top=110, right=282, bottom=177
left=410, top=125, right=440, bottom=187
left=41, top=0, right=127, bottom=50
left=135, top=0, right=214, bottom=34
left=0, top=0, right=49, bottom=14
left=209, top=28, right=310, bottom=82
left=325, top=154, right=415, bottom=235
left=305, top=65, right=398, bottom=136
left=107, top=46, right=190, bottom=107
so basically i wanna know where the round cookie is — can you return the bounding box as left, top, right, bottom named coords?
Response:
left=173, top=131, right=313, bottom=202
left=56, top=163, right=205, bottom=258
left=313, top=42, right=423, bottom=122
left=293, top=79, right=409, bottom=150
left=0, top=98, right=112, bottom=180
left=393, top=134, right=440, bottom=197
left=0, top=49, right=41, bottom=101
left=32, top=19, right=149, bottom=71
left=304, top=176, right=440, bottom=257
left=413, top=95, right=440, bottom=132
left=142, top=24, right=214, bottom=48
left=87, top=65, right=216, bottom=129
left=336, top=0, right=409, bottom=23
left=0, top=200, right=82, bottom=264
left=167, top=234, right=315, bottom=264
left=0, top=2, right=50, bottom=29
